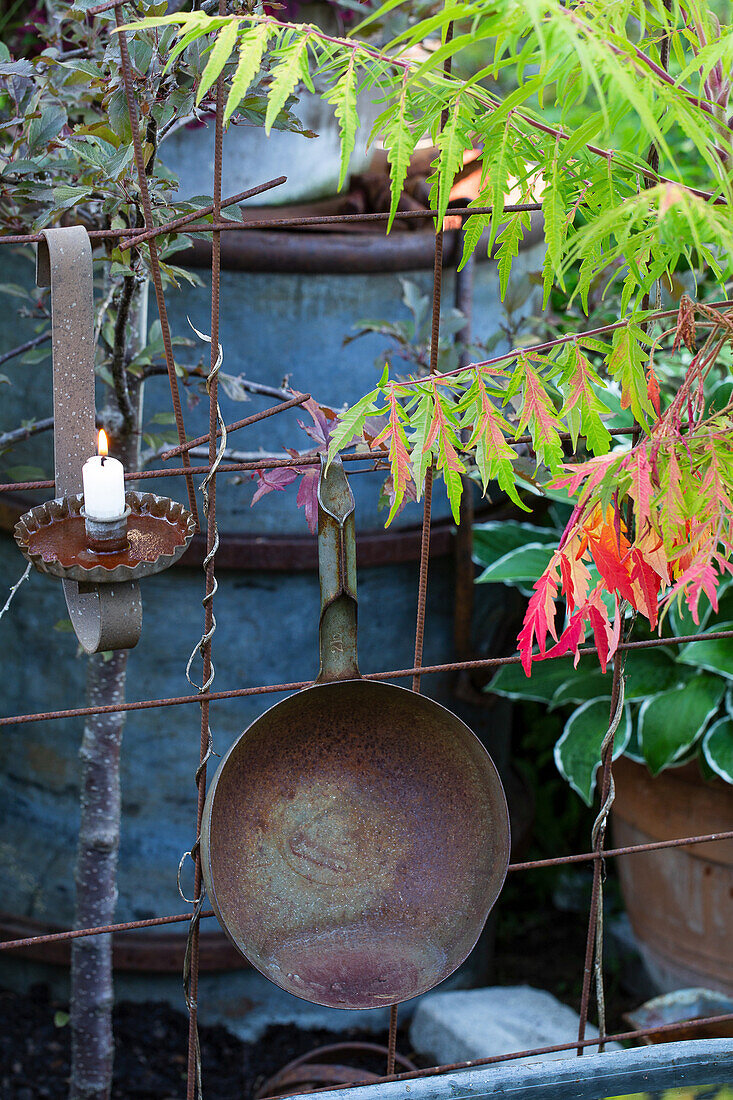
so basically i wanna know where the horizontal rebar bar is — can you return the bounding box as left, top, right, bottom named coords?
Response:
left=120, top=177, right=288, bottom=251
left=2, top=630, right=732, bottom=727
left=0, top=425, right=665, bottom=495
left=0, top=203, right=543, bottom=247
left=508, top=830, right=733, bottom=872
left=0, top=910, right=216, bottom=951
left=0, top=829, right=729, bottom=953
left=159, top=392, right=310, bottom=459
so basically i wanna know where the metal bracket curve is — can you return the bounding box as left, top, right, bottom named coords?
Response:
left=37, top=226, right=142, bottom=653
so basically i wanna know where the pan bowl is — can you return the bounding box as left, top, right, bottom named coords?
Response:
left=201, top=679, right=510, bottom=1009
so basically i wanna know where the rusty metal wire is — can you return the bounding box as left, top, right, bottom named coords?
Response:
left=1, top=828, right=731, bottom=954
left=0, top=203, right=543, bottom=247
left=160, top=392, right=310, bottom=459
left=114, top=5, right=199, bottom=526
left=4, top=629, right=733, bottom=728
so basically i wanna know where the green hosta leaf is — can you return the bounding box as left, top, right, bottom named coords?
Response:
left=552, top=670, right=612, bottom=706
left=472, top=520, right=558, bottom=568
left=702, top=717, right=733, bottom=784
left=197, top=19, right=239, bottom=104
left=670, top=590, right=716, bottom=636
left=476, top=542, right=555, bottom=585
left=676, top=622, right=733, bottom=681
left=225, top=24, right=271, bottom=125
left=623, top=720, right=645, bottom=765
left=638, top=674, right=725, bottom=775
left=326, top=56, right=359, bottom=192
left=555, top=698, right=632, bottom=805
left=7, top=466, right=45, bottom=481
left=265, top=34, right=311, bottom=136
left=488, top=657, right=576, bottom=704
left=624, top=647, right=689, bottom=699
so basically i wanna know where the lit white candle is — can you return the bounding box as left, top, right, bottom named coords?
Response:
left=82, top=430, right=126, bottom=520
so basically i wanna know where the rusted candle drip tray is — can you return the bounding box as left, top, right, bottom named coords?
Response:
left=14, top=491, right=195, bottom=583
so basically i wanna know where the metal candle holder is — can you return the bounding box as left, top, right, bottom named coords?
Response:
left=12, top=225, right=195, bottom=654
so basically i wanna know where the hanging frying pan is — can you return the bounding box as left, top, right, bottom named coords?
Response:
left=201, top=455, right=510, bottom=1009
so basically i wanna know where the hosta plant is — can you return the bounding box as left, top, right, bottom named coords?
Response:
left=474, top=513, right=733, bottom=804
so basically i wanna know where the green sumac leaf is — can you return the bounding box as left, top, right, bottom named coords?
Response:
left=607, top=323, right=654, bottom=427
left=225, top=24, right=271, bottom=125
left=265, top=34, right=311, bottom=135
left=435, top=94, right=470, bottom=226
left=197, top=19, right=239, bottom=104
left=702, top=717, right=733, bottom=784
left=543, top=148, right=566, bottom=303
left=638, top=674, right=725, bottom=775
left=382, top=83, right=416, bottom=231
left=495, top=211, right=530, bottom=300
left=459, top=212, right=489, bottom=271
left=327, top=386, right=381, bottom=467
left=555, top=698, right=632, bottom=805
left=326, top=56, right=358, bottom=192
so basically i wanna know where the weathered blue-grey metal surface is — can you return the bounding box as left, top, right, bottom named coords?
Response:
left=309, top=1039, right=733, bottom=1100
left=0, top=533, right=508, bottom=929
left=0, top=240, right=545, bottom=533
left=0, top=236, right=521, bottom=1017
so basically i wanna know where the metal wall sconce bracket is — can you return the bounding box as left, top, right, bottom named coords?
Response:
left=12, top=225, right=194, bottom=654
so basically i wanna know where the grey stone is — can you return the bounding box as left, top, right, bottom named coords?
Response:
left=409, top=986, right=620, bottom=1066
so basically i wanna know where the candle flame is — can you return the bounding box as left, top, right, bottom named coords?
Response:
left=98, top=429, right=109, bottom=457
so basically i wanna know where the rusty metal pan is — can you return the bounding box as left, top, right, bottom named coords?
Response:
left=201, top=456, right=510, bottom=1009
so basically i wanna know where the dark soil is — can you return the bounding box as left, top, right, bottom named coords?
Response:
left=0, top=983, right=421, bottom=1100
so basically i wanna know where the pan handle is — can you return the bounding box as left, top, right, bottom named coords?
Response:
left=315, top=454, right=360, bottom=683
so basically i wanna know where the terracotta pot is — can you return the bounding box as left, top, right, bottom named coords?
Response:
left=613, top=757, right=733, bottom=996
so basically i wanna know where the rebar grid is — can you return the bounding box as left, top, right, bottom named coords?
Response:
left=1, top=2, right=732, bottom=1096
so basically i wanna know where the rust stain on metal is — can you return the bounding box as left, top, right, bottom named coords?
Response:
left=15, top=492, right=194, bottom=582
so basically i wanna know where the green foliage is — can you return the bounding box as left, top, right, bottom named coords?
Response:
left=120, top=1, right=733, bottom=530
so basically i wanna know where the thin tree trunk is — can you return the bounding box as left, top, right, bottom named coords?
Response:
left=69, top=280, right=147, bottom=1100
left=69, top=651, right=127, bottom=1100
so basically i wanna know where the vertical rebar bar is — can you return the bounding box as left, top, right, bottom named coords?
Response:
left=114, top=7, right=200, bottom=528
left=185, top=2, right=227, bottom=1093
